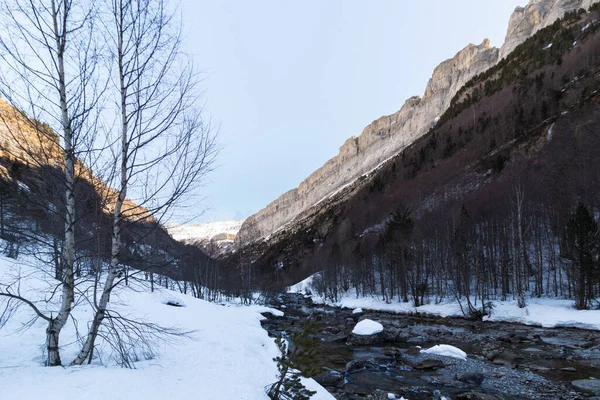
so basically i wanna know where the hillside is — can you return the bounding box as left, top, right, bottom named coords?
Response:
left=0, top=97, right=227, bottom=292
left=227, top=4, right=600, bottom=314
left=234, top=0, right=600, bottom=248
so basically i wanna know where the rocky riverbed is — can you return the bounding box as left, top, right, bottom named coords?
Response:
left=260, top=294, right=600, bottom=400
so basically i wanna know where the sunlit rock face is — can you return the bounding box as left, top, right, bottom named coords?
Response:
left=500, top=0, right=597, bottom=59
left=235, top=0, right=600, bottom=248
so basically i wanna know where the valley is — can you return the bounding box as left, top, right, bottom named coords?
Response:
left=1, top=0, right=600, bottom=399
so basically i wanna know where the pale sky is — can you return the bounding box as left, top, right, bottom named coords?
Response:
left=179, top=1, right=521, bottom=222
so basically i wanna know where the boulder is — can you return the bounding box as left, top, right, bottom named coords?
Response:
left=413, top=359, right=444, bottom=370
left=456, top=372, right=485, bottom=386
left=572, top=379, right=600, bottom=395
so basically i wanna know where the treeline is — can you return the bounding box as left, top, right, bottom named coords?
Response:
left=248, top=6, right=600, bottom=315
left=309, top=112, right=600, bottom=313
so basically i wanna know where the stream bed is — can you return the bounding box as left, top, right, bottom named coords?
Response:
left=260, top=294, right=600, bottom=400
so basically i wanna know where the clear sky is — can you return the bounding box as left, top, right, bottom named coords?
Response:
left=179, top=0, right=521, bottom=223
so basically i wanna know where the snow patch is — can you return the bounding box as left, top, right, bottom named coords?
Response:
left=352, top=308, right=363, bottom=314
left=421, top=344, right=467, bottom=360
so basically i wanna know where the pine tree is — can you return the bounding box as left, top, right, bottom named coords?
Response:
left=565, top=202, right=599, bottom=309
left=267, top=320, right=319, bottom=400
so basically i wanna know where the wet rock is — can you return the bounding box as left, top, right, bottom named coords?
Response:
left=345, top=317, right=356, bottom=326
left=314, top=370, right=343, bottom=387
left=324, top=326, right=341, bottom=334
left=383, top=328, right=409, bottom=341
left=347, top=331, right=385, bottom=346
left=561, top=367, right=577, bottom=372
left=367, top=389, right=389, bottom=400
left=456, top=372, right=485, bottom=386
left=404, top=346, right=422, bottom=356
left=413, top=358, right=444, bottom=370
left=346, top=360, right=365, bottom=374
left=455, top=393, right=501, bottom=400
left=490, top=352, right=519, bottom=368
left=322, top=332, right=348, bottom=343
left=572, top=379, right=600, bottom=395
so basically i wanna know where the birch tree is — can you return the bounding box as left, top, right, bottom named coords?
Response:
left=71, top=0, right=216, bottom=365
left=0, top=0, right=101, bottom=366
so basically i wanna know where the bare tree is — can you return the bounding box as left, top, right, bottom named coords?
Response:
left=0, top=0, right=102, bottom=366
left=71, top=0, right=216, bottom=365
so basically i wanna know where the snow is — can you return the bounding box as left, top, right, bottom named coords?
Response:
left=543, top=42, right=553, bottom=50
left=295, top=273, right=600, bottom=331
left=387, top=394, right=408, bottom=400
left=287, top=274, right=315, bottom=295
left=0, top=254, right=333, bottom=400
left=421, top=344, right=467, bottom=360
left=352, top=319, right=383, bottom=336
left=483, top=298, right=600, bottom=330
left=166, top=220, right=244, bottom=242
left=547, top=122, right=555, bottom=141
left=352, top=307, right=363, bottom=314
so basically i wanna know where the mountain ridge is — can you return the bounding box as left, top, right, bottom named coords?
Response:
left=234, top=0, right=600, bottom=249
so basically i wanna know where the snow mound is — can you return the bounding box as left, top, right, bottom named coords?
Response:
left=352, top=319, right=383, bottom=336
left=352, top=308, right=363, bottom=314
left=421, top=344, right=467, bottom=360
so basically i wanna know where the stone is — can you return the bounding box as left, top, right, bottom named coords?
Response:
left=347, top=330, right=385, bottom=346
left=314, top=370, right=343, bottom=387
left=413, top=358, right=444, bottom=370
left=491, top=352, right=519, bottom=368
left=368, top=389, right=389, bottom=400
left=572, top=379, right=600, bottom=395
left=456, top=372, right=485, bottom=386
left=455, top=393, right=501, bottom=400
left=345, top=360, right=365, bottom=374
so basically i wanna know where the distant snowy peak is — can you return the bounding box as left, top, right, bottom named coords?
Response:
left=167, top=220, right=244, bottom=244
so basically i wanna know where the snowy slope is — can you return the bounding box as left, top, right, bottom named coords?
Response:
left=0, top=255, right=333, bottom=400
left=167, top=220, right=244, bottom=243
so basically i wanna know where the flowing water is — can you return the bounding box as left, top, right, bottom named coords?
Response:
left=260, top=294, right=600, bottom=400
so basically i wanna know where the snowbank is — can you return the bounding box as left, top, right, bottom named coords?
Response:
left=295, top=273, right=600, bottom=331
left=421, top=344, right=467, bottom=360
left=352, top=319, right=383, bottom=336
left=484, top=298, right=600, bottom=330
left=352, top=307, right=363, bottom=314
left=0, top=255, right=333, bottom=400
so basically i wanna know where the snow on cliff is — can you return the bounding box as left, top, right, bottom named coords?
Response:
left=167, top=220, right=244, bottom=243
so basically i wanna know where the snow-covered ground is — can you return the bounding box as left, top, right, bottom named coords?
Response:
left=289, top=274, right=600, bottom=331
left=0, top=254, right=333, bottom=400
left=166, top=220, right=244, bottom=243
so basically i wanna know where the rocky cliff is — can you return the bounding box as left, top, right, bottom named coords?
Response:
left=235, top=0, right=599, bottom=247
left=500, top=0, right=597, bottom=59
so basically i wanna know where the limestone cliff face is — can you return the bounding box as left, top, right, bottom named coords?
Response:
left=500, top=0, right=597, bottom=59
left=235, top=0, right=599, bottom=247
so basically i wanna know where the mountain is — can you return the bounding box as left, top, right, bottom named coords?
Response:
left=225, top=0, right=600, bottom=302
left=235, top=0, right=600, bottom=249
left=167, top=220, right=244, bottom=254
left=0, top=97, right=214, bottom=287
